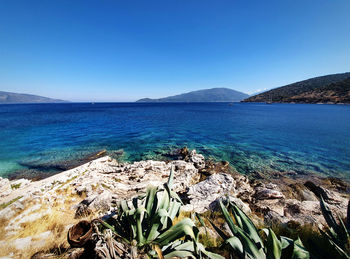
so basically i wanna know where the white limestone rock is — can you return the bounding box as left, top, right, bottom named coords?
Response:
left=183, top=173, right=236, bottom=213
left=254, top=183, right=285, bottom=200
left=13, top=236, right=32, bottom=250
left=0, top=177, right=11, bottom=198
left=229, top=196, right=252, bottom=215
left=189, top=150, right=205, bottom=169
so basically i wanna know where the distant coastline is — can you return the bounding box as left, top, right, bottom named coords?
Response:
left=243, top=72, right=350, bottom=104
left=136, top=87, right=249, bottom=102
left=0, top=91, right=68, bottom=104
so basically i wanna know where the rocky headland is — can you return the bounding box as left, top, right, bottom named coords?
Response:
left=243, top=72, right=350, bottom=104
left=0, top=148, right=348, bottom=258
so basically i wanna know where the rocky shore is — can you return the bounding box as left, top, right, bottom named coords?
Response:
left=0, top=148, right=349, bottom=258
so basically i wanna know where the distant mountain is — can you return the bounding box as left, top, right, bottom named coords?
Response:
left=136, top=88, right=249, bottom=102
left=285, top=77, right=350, bottom=104
left=243, top=72, right=350, bottom=103
left=0, top=91, right=67, bottom=104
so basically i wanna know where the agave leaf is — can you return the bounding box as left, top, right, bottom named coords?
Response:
left=219, top=200, right=238, bottom=235
left=230, top=202, right=263, bottom=248
left=157, top=208, right=169, bottom=218
left=118, top=207, right=137, bottom=240
left=112, top=218, right=131, bottom=239
left=165, top=239, right=183, bottom=249
left=225, top=236, right=244, bottom=255
left=202, top=250, right=226, bottom=259
left=219, top=201, right=266, bottom=259
left=231, top=223, right=266, bottom=259
left=145, top=186, right=158, bottom=218
left=156, top=218, right=196, bottom=246
left=126, top=208, right=136, bottom=216
left=174, top=239, right=222, bottom=259
left=161, top=239, right=183, bottom=255
left=231, top=205, right=244, bottom=229
left=167, top=166, right=174, bottom=189
left=150, top=190, right=159, bottom=217
left=99, top=220, right=116, bottom=234
left=195, top=241, right=225, bottom=259
left=328, top=238, right=350, bottom=259
left=146, top=209, right=170, bottom=242
left=168, top=201, right=181, bottom=220
left=159, top=188, right=170, bottom=211
left=266, top=228, right=282, bottom=259
left=132, top=197, right=139, bottom=210
left=135, top=207, right=147, bottom=245
left=120, top=200, right=130, bottom=213
left=291, top=238, right=309, bottom=259
left=157, top=224, right=194, bottom=247
left=261, top=228, right=269, bottom=237
left=195, top=212, right=207, bottom=236
left=280, top=236, right=294, bottom=250
left=319, top=226, right=336, bottom=243
left=147, top=228, right=160, bottom=243
left=320, top=227, right=350, bottom=259
left=170, top=190, right=183, bottom=204
left=327, top=226, right=339, bottom=241
left=219, top=200, right=265, bottom=258
left=209, top=220, right=229, bottom=240
left=163, top=250, right=196, bottom=259
left=320, top=195, right=339, bottom=231
left=337, top=212, right=350, bottom=242
left=172, top=240, right=196, bottom=251
left=99, top=220, right=131, bottom=244
left=347, top=200, right=350, bottom=233
left=160, top=215, right=170, bottom=231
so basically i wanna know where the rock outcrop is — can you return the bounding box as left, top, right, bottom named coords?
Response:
left=0, top=149, right=348, bottom=258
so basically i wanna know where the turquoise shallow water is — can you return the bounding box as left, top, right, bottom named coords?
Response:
left=0, top=102, right=350, bottom=179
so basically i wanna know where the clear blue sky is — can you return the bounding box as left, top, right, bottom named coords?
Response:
left=1, top=0, right=349, bottom=101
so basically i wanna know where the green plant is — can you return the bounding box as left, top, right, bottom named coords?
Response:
left=0, top=196, right=23, bottom=210
left=211, top=199, right=310, bottom=259
left=11, top=183, right=21, bottom=189
left=99, top=168, right=223, bottom=258
left=319, top=196, right=350, bottom=258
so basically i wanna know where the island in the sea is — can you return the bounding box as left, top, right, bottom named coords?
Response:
left=136, top=87, right=249, bottom=102
left=243, top=72, right=350, bottom=104
left=0, top=91, right=67, bottom=104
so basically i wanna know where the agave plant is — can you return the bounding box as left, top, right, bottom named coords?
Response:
left=319, top=195, right=350, bottom=258
left=98, top=168, right=223, bottom=258
left=211, top=199, right=310, bottom=259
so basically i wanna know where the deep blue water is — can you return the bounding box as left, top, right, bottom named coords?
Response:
left=0, top=102, right=350, bottom=179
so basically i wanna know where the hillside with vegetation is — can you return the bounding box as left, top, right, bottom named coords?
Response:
left=137, top=88, right=249, bottom=102
left=243, top=72, right=350, bottom=103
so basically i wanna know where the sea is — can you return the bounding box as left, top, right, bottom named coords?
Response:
left=0, top=102, right=349, bottom=179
